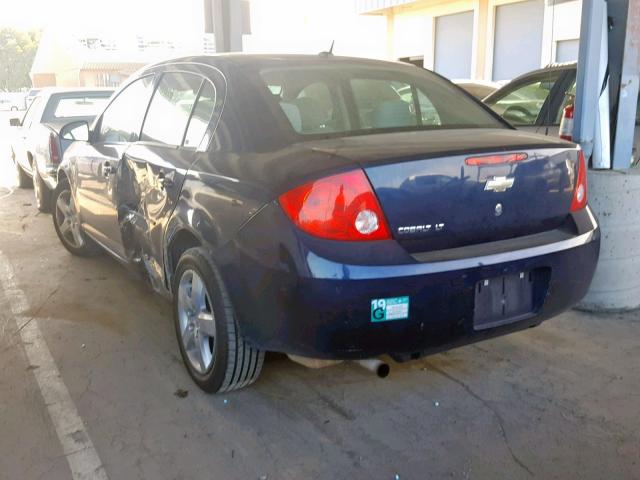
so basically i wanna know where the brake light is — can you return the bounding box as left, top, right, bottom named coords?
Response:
left=570, top=151, right=588, bottom=212
left=279, top=170, right=391, bottom=241
left=49, top=133, right=61, bottom=165
left=465, top=152, right=528, bottom=166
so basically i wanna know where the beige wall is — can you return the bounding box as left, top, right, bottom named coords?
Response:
left=379, top=0, right=582, bottom=81
left=31, top=73, right=57, bottom=88
left=384, top=0, right=493, bottom=79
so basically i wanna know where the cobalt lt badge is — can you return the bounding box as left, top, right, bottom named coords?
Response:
left=495, top=203, right=503, bottom=217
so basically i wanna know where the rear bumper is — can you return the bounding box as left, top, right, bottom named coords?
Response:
left=221, top=205, right=600, bottom=360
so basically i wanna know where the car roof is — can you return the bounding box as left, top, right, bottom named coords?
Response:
left=36, top=87, right=114, bottom=96
left=511, top=61, right=577, bottom=81
left=453, top=79, right=501, bottom=88
left=145, top=53, right=418, bottom=73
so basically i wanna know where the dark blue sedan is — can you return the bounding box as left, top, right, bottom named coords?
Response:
left=51, top=55, right=599, bottom=393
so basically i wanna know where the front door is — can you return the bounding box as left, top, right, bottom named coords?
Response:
left=75, top=75, right=155, bottom=257
left=121, top=70, right=218, bottom=283
left=13, top=96, right=43, bottom=174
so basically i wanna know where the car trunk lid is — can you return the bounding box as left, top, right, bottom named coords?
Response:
left=299, top=129, right=578, bottom=253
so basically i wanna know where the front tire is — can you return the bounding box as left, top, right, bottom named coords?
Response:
left=33, top=162, right=52, bottom=213
left=173, top=247, right=264, bottom=393
left=52, top=178, right=100, bottom=256
left=15, top=160, right=32, bottom=189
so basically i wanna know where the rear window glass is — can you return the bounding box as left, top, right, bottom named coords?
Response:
left=52, top=95, right=111, bottom=119
left=260, top=65, right=502, bottom=137
left=184, top=81, right=216, bottom=149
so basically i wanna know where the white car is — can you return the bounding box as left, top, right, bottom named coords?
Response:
left=8, top=88, right=113, bottom=210
left=0, top=96, right=23, bottom=111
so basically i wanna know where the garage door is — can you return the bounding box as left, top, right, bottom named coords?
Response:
left=492, top=0, right=544, bottom=81
left=556, top=39, right=580, bottom=63
left=434, top=11, right=473, bottom=80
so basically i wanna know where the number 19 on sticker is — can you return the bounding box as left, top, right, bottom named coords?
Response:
left=370, top=296, right=409, bottom=322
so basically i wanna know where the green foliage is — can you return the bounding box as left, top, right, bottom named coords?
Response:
left=0, top=28, right=41, bottom=91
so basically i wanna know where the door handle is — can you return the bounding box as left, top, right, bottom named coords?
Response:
left=103, top=161, right=112, bottom=177
left=158, top=170, right=173, bottom=189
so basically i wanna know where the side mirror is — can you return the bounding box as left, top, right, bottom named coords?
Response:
left=60, top=120, right=90, bottom=142
left=9, top=118, right=20, bottom=127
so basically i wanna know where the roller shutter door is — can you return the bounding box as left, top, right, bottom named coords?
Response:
left=434, top=11, right=474, bottom=80
left=492, top=0, right=544, bottom=81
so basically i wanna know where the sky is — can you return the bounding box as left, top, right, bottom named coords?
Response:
left=0, top=0, right=386, bottom=58
left=0, top=0, right=204, bottom=35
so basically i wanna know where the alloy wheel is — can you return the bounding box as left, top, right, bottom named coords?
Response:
left=177, top=269, right=217, bottom=374
left=55, top=190, right=84, bottom=248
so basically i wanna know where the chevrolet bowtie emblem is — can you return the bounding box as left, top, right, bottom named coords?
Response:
left=484, top=176, right=514, bottom=193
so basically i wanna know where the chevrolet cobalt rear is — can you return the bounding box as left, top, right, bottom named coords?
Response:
left=52, top=55, right=600, bottom=392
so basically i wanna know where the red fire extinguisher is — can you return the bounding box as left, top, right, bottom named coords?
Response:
left=559, top=103, right=574, bottom=141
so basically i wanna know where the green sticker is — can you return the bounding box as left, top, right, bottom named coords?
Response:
left=370, top=296, right=410, bottom=322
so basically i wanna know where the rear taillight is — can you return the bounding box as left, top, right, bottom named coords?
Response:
left=49, top=133, right=61, bottom=165
left=570, top=151, right=588, bottom=211
left=279, top=169, right=391, bottom=241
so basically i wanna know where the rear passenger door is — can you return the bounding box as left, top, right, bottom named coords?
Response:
left=121, top=68, right=218, bottom=284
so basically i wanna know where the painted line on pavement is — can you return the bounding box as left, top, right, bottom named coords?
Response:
left=0, top=250, right=109, bottom=480
left=0, top=187, right=14, bottom=200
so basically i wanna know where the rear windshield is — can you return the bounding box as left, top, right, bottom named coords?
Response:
left=50, top=95, right=111, bottom=119
left=260, top=65, right=504, bottom=137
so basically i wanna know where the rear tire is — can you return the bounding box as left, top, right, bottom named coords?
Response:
left=52, top=178, right=100, bottom=256
left=33, top=162, right=52, bottom=213
left=15, top=160, right=32, bottom=189
left=173, top=247, right=264, bottom=393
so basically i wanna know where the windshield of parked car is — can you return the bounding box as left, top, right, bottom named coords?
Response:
left=48, top=95, right=111, bottom=120
left=260, top=65, right=504, bottom=137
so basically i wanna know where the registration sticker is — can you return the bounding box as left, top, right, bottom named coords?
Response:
left=370, top=296, right=410, bottom=322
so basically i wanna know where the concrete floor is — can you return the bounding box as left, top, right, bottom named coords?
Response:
left=0, top=115, right=639, bottom=479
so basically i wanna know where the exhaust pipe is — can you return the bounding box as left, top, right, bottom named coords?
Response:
left=354, top=359, right=390, bottom=378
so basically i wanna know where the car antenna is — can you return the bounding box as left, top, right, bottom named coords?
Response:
left=319, top=40, right=335, bottom=57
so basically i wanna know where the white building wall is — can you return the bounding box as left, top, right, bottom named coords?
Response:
left=384, top=0, right=582, bottom=81
left=541, top=0, right=582, bottom=65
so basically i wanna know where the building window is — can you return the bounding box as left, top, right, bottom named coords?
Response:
left=555, top=39, right=580, bottom=63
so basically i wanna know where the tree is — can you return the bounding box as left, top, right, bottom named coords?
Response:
left=0, top=28, right=41, bottom=91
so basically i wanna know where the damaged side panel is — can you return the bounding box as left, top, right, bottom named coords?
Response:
left=116, top=144, right=194, bottom=294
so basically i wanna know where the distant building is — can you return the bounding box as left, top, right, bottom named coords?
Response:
left=30, top=29, right=216, bottom=88
left=356, top=0, right=582, bottom=82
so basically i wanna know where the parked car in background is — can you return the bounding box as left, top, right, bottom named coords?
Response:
left=453, top=80, right=500, bottom=100
left=8, top=88, right=113, bottom=211
left=51, top=55, right=599, bottom=393
left=25, top=88, right=41, bottom=107
left=484, top=62, right=639, bottom=164
left=0, top=98, right=19, bottom=111
left=0, top=93, right=26, bottom=111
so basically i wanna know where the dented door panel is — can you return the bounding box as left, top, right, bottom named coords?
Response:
left=117, top=143, right=195, bottom=289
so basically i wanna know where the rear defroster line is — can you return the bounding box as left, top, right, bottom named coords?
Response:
left=0, top=250, right=109, bottom=480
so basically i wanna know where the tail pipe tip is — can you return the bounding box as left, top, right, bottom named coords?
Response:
left=354, top=359, right=390, bottom=378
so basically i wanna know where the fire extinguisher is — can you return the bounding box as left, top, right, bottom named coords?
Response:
left=559, top=103, right=574, bottom=141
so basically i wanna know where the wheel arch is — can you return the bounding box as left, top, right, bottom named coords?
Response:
left=56, top=167, right=69, bottom=185
left=166, top=227, right=203, bottom=290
